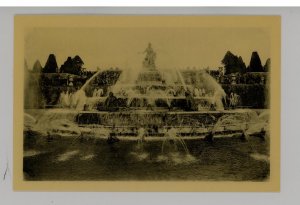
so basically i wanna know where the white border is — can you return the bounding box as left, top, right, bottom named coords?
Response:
left=0, top=7, right=298, bottom=205
left=0, top=1, right=300, bottom=6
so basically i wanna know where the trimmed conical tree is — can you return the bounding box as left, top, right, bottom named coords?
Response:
left=43, top=54, right=58, bottom=73
left=247, top=51, right=264, bottom=72
left=60, top=57, right=73, bottom=73
left=263, top=58, right=270, bottom=72
left=32, top=60, right=43, bottom=73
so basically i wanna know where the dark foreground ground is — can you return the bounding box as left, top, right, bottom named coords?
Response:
left=23, top=134, right=269, bottom=181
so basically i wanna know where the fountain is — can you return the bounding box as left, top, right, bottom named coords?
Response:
left=23, top=43, right=271, bottom=182
left=130, top=125, right=150, bottom=161
left=72, top=43, right=228, bottom=133
left=161, top=127, right=189, bottom=154
left=25, top=43, right=268, bottom=144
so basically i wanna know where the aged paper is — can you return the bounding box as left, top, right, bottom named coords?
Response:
left=14, top=15, right=280, bottom=191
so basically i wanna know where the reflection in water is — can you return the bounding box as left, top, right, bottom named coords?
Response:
left=250, top=153, right=269, bottom=162
left=56, top=150, right=80, bottom=162
left=80, top=154, right=95, bottom=161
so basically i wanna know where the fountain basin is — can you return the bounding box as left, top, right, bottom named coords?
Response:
left=25, top=108, right=267, bottom=139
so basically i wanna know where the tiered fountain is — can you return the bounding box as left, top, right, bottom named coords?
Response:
left=23, top=43, right=270, bottom=170
left=65, top=43, right=263, bottom=138
left=25, top=43, right=268, bottom=142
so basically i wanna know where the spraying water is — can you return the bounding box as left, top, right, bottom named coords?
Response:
left=212, top=109, right=269, bottom=136
left=161, top=127, right=189, bottom=154
left=176, top=68, right=187, bottom=91
left=130, top=126, right=150, bottom=161
left=25, top=110, right=81, bottom=137
left=80, top=70, right=103, bottom=92
left=158, top=126, right=196, bottom=165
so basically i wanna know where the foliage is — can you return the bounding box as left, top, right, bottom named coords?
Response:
left=264, top=58, right=271, bottom=72
left=32, top=60, right=42, bottom=73
left=43, top=54, right=58, bottom=73
left=60, top=55, right=84, bottom=75
left=221, top=51, right=247, bottom=75
left=222, top=84, right=268, bottom=108
left=220, top=72, right=269, bottom=85
left=247, top=51, right=264, bottom=72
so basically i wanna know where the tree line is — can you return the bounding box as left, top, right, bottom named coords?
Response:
left=30, top=51, right=270, bottom=76
left=221, top=51, right=270, bottom=75
left=31, top=54, right=86, bottom=76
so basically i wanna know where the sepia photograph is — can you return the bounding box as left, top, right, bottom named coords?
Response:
left=14, top=15, right=280, bottom=191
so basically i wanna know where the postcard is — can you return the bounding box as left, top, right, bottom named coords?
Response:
left=14, top=15, right=280, bottom=191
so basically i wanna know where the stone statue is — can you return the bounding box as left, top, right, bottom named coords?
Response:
left=143, top=43, right=156, bottom=69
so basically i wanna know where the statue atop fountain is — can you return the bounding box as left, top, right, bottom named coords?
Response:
left=143, top=43, right=156, bottom=70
